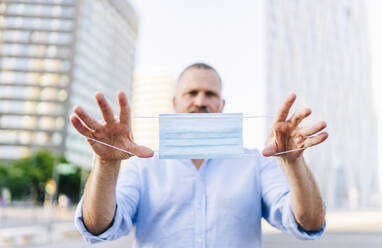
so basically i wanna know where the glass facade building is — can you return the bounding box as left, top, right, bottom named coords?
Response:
left=0, top=0, right=138, bottom=168
left=266, top=0, right=379, bottom=209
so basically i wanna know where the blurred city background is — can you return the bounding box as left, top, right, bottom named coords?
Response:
left=0, top=0, right=381, bottom=247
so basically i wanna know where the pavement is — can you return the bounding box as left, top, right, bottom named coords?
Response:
left=263, top=231, right=382, bottom=248
left=25, top=231, right=382, bottom=248
left=1, top=207, right=382, bottom=247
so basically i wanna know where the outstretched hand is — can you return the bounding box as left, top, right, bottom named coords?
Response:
left=71, top=91, right=154, bottom=161
left=262, top=93, right=328, bottom=162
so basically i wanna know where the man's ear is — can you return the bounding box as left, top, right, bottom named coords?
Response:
left=172, top=96, right=177, bottom=111
left=220, top=99, right=226, bottom=112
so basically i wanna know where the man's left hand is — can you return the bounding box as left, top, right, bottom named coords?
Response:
left=262, top=93, right=328, bottom=162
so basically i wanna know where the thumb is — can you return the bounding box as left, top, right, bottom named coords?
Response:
left=130, top=143, right=154, bottom=158
left=262, top=140, right=277, bottom=157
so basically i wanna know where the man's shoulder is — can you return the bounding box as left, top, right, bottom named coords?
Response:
left=122, top=151, right=182, bottom=173
left=123, top=151, right=161, bottom=167
left=242, top=148, right=280, bottom=169
left=126, top=149, right=263, bottom=162
left=241, top=148, right=264, bottom=162
left=121, top=149, right=269, bottom=170
left=243, top=147, right=261, bottom=156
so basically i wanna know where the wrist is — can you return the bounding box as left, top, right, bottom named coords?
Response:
left=93, top=155, right=121, bottom=169
left=279, top=154, right=305, bottom=168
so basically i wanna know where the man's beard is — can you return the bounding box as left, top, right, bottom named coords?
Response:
left=188, top=106, right=210, bottom=113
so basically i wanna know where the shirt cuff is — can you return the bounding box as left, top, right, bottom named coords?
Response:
left=74, top=197, right=132, bottom=244
left=283, top=196, right=326, bottom=240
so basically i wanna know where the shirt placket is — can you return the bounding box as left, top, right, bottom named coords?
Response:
left=194, top=175, right=206, bottom=248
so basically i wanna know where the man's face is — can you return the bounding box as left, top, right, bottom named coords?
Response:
left=173, top=68, right=225, bottom=113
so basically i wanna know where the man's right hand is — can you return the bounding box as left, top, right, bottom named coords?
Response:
left=71, top=91, right=154, bottom=161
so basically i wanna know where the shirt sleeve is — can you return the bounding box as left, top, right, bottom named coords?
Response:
left=74, top=158, right=142, bottom=244
left=259, top=154, right=326, bottom=240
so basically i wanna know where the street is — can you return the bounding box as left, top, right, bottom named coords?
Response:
left=263, top=231, right=382, bottom=248
left=28, top=231, right=382, bottom=248
left=2, top=208, right=382, bottom=247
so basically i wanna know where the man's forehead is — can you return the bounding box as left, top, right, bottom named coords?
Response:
left=177, top=68, right=222, bottom=91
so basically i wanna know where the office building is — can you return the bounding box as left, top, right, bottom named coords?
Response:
left=0, top=0, right=138, bottom=168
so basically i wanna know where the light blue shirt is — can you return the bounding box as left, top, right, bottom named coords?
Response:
left=75, top=149, right=325, bottom=247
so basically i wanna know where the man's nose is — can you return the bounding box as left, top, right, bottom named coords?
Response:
left=194, top=94, right=208, bottom=106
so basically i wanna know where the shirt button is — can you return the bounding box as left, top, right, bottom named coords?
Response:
left=196, top=238, right=202, bottom=243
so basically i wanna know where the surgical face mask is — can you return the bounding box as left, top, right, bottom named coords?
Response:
left=85, top=114, right=303, bottom=159
left=159, top=113, right=243, bottom=159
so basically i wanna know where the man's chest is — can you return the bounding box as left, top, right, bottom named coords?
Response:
left=141, top=162, right=262, bottom=219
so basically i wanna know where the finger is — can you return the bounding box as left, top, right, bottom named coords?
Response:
left=274, top=122, right=289, bottom=133
left=263, top=122, right=288, bottom=156
left=299, top=121, right=327, bottom=137
left=273, top=122, right=289, bottom=152
left=274, top=93, right=296, bottom=124
left=262, top=140, right=277, bottom=157
left=70, top=115, right=93, bottom=137
left=118, top=91, right=131, bottom=125
left=290, top=108, right=311, bottom=127
left=128, top=143, right=154, bottom=158
left=303, top=132, right=329, bottom=148
left=95, top=92, right=116, bottom=124
left=73, top=106, right=102, bottom=130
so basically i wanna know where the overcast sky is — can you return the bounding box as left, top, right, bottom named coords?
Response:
left=128, top=0, right=382, bottom=163
left=129, top=0, right=267, bottom=149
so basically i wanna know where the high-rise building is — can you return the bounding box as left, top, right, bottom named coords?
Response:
left=132, top=68, right=175, bottom=150
left=0, top=0, right=138, bottom=168
left=266, top=0, right=379, bottom=208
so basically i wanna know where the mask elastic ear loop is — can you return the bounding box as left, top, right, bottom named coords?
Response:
left=87, top=137, right=137, bottom=156
left=133, top=115, right=275, bottom=119
left=84, top=136, right=305, bottom=158
left=272, top=147, right=306, bottom=156
left=82, top=114, right=307, bottom=157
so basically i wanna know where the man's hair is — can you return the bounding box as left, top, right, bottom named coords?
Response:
left=177, top=62, right=222, bottom=83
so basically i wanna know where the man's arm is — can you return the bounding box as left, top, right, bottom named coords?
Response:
left=71, top=91, right=153, bottom=235
left=81, top=158, right=121, bottom=235
left=279, top=156, right=325, bottom=231
left=262, top=93, right=328, bottom=231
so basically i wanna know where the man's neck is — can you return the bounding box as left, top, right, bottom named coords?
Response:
left=192, top=159, right=204, bottom=170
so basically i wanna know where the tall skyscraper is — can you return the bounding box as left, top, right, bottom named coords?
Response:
left=266, top=0, right=379, bottom=208
left=0, top=0, right=138, bottom=168
left=132, top=68, right=175, bottom=150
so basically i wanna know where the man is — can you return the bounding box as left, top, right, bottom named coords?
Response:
left=73, top=63, right=328, bottom=247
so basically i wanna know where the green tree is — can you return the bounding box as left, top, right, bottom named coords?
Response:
left=7, top=149, right=55, bottom=203
left=57, top=165, right=82, bottom=203
left=4, top=149, right=85, bottom=204
left=0, top=161, right=8, bottom=189
left=55, top=156, right=83, bottom=204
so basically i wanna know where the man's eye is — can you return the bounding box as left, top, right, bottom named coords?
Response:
left=189, top=91, right=197, bottom=96
left=206, top=92, right=216, bottom=97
